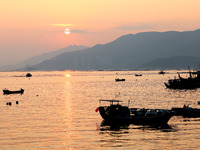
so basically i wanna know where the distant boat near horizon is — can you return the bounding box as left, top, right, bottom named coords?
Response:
left=158, top=70, right=166, bottom=74
left=135, top=74, right=142, bottom=77
left=115, top=78, right=125, bottom=82
left=26, top=73, right=32, bottom=77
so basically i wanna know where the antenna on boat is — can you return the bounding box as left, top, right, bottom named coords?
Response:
left=128, top=100, right=130, bottom=107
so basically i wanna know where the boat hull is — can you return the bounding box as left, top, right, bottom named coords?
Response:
left=99, top=106, right=173, bottom=125
left=3, top=89, right=24, bottom=95
left=164, top=81, right=199, bottom=89
left=172, top=107, right=200, bottom=117
left=115, top=79, right=125, bottom=82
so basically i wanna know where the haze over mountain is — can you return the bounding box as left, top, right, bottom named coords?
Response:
left=4, top=29, right=200, bottom=71
left=0, top=45, right=88, bottom=71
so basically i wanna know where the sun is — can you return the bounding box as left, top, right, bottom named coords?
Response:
left=64, top=28, right=70, bottom=35
left=65, top=74, right=71, bottom=77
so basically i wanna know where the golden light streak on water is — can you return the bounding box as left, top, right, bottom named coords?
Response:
left=0, top=71, right=200, bottom=149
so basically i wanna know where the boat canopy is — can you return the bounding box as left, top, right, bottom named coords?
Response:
left=99, top=99, right=123, bottom=102
left=99, top=99, right=123, bottom=105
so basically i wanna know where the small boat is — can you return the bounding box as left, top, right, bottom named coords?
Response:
left=26, top=73, right=32, bottom=77
left=3, top=88, right=24, bottom=95
left=96, top=99, right=174, bottom=125
left=115, top=78, right=125, bottom=82
left=172, top=105, right=200, bottom=117
left=135, top=74, right=142, bottom=77
left=158, top=70, right=166, bottom=74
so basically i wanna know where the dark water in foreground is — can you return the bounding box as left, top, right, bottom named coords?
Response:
left=0, top=71, right=200, bottom=149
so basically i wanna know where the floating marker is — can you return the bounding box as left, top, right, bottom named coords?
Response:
left=16, top=101, right=19, bottom=104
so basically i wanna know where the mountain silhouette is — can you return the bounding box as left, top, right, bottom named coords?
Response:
left=0, top=45, right=88, bottom=71
left=14, top=29, right=200, bottom=70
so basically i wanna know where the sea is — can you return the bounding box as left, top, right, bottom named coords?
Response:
left=0, top=70, right=200, bottom=150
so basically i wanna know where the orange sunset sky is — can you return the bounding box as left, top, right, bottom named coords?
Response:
left=0, top=0, right=200, bottom=66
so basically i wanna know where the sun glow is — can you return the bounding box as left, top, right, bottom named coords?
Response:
left=64, top=28, right=70, bottom=35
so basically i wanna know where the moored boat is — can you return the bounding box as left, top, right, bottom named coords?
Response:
left=172, top=105, right=200, bottom=117
left=115, top=78, right=125, bottom=82
left=3, top=88, right=24, bottom=95
left=164, top=70, right=200, bottom=89
left=96, top=99, right=174, bottom=125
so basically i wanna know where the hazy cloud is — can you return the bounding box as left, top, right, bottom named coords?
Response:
left=50, top=23, right=72, bottom=27
left=116, top=24, right=155, bottom=31
left=71, top=29, right=87, bottom=33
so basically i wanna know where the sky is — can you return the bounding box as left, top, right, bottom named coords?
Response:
left=0, top=0, right=200, bottom=66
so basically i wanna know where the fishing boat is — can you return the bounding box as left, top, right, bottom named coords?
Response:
left=115, top=78, right=125, bottom=82
left=96, top=99, right=174, bottom=125
left=3, top=88, right=24, bottom=95
left=172, top=105, right=200, bottom=117
left=164, top=70, right=200, bottom=89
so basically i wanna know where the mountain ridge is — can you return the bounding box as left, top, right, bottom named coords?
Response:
left=6, top=29, right=200, bottom=71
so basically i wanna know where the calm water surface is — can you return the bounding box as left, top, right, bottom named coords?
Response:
left=0, top=71, right=200, bottom=150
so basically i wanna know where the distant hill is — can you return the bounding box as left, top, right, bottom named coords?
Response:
left=0, top=45, right=88, bottom=71
left=27, top=29, right=200, bottom=71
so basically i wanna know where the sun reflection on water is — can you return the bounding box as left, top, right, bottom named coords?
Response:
left=65, top=74, right=71, bottom=77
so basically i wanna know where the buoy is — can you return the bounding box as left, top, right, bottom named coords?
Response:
left=198, top=101, right=200, bottom=105
left=16, top=101, right=19, bottom=104
left=8, top=102, right=12, bottom=105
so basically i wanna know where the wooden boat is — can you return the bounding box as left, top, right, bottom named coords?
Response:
left=3, top=88, right=24, bottom=95
left=96, top=99, right=174, bottom=125
left=172, top=105, right=200, bottom=117
left=115, top=78, right=125, bottom=82
left=164, top=71, right=200, bottom=89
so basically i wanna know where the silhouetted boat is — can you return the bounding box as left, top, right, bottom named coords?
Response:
left=3, top=88, right=24, bottom=95
left=172, top=105, right=200, bottom=117
left=115, top=78, right=125, bottom=82
left=26, top=73, right=32, bottom=77
left=96, top=99, right=174, bottom=125
left=135, top=74, right=142, bottom=77
left=164, top=70, right=200, bottom=89
left=158, top=70, right=166, bottom=74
